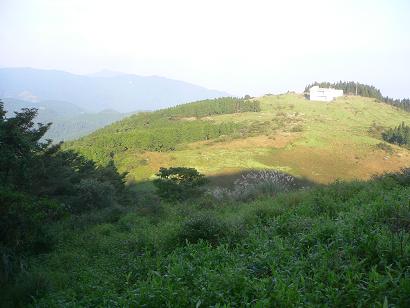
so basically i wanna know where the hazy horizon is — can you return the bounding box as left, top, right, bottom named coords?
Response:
left=1, top=0, right=409, bottom=99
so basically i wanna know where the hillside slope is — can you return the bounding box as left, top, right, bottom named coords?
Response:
left=2, top=98, right=410, bottom=307
left=6, top=171, right=409, bottom=306
left=0, top=67, right=229, bottom=112
left=67, top=94, right=410, bottom=185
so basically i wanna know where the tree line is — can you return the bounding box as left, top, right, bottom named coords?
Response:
left=305, top=81, right=410, bottom=112
left=159, top=97, right=261, bottom=118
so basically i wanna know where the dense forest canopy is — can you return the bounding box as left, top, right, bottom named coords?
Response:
left=305, top=81, right=410, bottom=111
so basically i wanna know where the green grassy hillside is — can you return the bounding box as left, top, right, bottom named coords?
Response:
left=2, top=96, right=410, bottom=307
left=4, top=171, right=409, bottom=306
left=67, top=94, right=410, bottom=185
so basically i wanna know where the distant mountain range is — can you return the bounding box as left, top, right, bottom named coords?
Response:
left=0, top=67, right=229, bottom=112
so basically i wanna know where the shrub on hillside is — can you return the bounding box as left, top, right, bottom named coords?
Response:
left=368, top=122, right=385, bottom=138
left=153, top=167, right=207, bottom=202
left=382, top=122, right=410, bottom=148
left=290, top=124, right=304, bottom=132
left=374, top=168, right=410, bottom=187
left=178, top=213, right=226, bottom=245
left=375, top=142, right=394, bottom=154
left=72, top=179, right=116, bottom=212
left=0, top=188, right=64, bottom=285
left=0, top=188, right=65, bottom=254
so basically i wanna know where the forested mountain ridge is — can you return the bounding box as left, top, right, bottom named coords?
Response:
left=44, top=110, right=129, bottom=142
left=2, top=97, right=131, bottom=142
left=3, top=97, right=84, bottom=119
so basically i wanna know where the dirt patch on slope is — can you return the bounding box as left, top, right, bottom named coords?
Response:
left=188, top=133, right=300, bottom=150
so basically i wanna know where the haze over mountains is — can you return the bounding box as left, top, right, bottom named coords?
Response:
left=2, top=97, right=128, bottom=142
left=0, top=67, right=230, bottom=141
left=0, top=67, right=229, bottom=112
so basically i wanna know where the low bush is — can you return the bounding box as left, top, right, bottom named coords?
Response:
left=243, top=201, right=284, bottom=226
left=72, top=178, right=116, bottom=212
left=375, top=142, right=394, bottom=154
left=178, top=213, right=227, bottom=245
left=1, top=271, right=51, bottom=307
left=0, top=188, right=64, bottom=255
left=382, top=122, right=410, bottom=147
left=290, top=124, right=303, bottom=132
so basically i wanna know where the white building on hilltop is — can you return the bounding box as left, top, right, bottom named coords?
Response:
left=309, top=86, right=343, bottom=102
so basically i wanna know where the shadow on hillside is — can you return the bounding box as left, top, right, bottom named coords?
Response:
left=126, top=169, right=320, bottom=195
left=205, top=169, right=318, bottom=189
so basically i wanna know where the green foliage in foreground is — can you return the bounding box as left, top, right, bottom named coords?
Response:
left=0, top=102, right=128, bottom=287
left=153, top=167, right=207, bottom=202
left=382, top=122, right=410, bottom=148
left=3, top=170, right=410, bottom=307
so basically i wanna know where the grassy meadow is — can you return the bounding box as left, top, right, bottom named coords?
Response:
left=74, top=93, right=410, bottom=187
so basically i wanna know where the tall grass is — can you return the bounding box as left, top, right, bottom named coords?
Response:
left=1, top=170, right=410, bottom=307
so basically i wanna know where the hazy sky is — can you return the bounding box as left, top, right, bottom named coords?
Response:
left=1, top=0, right=409, bottom=98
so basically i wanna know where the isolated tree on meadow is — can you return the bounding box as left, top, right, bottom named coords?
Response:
left=153, top=167, right=207, bottom=202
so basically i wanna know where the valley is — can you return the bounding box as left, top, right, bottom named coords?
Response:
left=2, top=97, right=131, bottom=142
